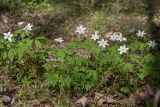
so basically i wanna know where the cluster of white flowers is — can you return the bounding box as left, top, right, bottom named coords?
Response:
left=72, top=25, right=158, bottom=54
left=53, top=25, right=86, bottom=44
left=136, top=30, right=157, bottom=48
left=2, top=24, right=158, bottom=54
left=90, top=31, right=109, bottom=48
left=110, top=32, right=127, bottom=42
left=17, top=21, right=33, bottom=31
left=2, top=22, right=33, bottom=42
left=90, top=30, right=128, bottom=54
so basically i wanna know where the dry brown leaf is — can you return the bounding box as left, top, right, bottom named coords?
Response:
left=75, top=48, right=91, bottom=59
left=128, top=85, right=154, bottom=104
left=129, top=90, right=148, bottom=104
left=75, top=97, right=88, bottom=107
left=2, top=95, right=12, bottom=105
left=154, top=89, right=160, bottom=107
left=104, top=31, right=113, bottom=38
left=146, top=85, right=154, bottom=96
left=94, top=93, right=118, bottom=107
left=2, top=15, right=9, bottom=24
left=30, top=99, right=52, bottom=107
left=106, top=96, right=117, bottom=103
left=46, top=55, right=58, bottom=62
left=94, top=93, right=108, bottom=107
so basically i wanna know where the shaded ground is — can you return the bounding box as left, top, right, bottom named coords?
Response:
left=0, top=1, right=160, bottom=107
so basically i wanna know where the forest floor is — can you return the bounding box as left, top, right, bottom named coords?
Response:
left=0, top=3, right=160, bottom=107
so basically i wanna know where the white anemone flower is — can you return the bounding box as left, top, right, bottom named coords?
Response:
left=55, top=37, right=64, bottom=43
left=148, top=40, right=157, bottom=48
left=91, top=31, right=100, bottom=41
left=23, top=23, right=32, bottom=31
left=97, top=39, right=109, bottom=48
left=114, top=32, right=123, bottom=41
left=110, top=35, right=117, bottom=41
left=75, top=25, right=86, bottom=34
left=117, top=45, right=129, bottom=54
left=3, top=32, right=13, bottom=42
left=136, top=30, right=146, bottom=37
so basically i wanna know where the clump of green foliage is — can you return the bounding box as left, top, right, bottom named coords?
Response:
left=0, top=30, right=48, bottom=81
left=0, top=0, right=49, bottom=11
left=44, top=39, right=160, bottom=93
left=0, top=27, right=159, bottom=94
